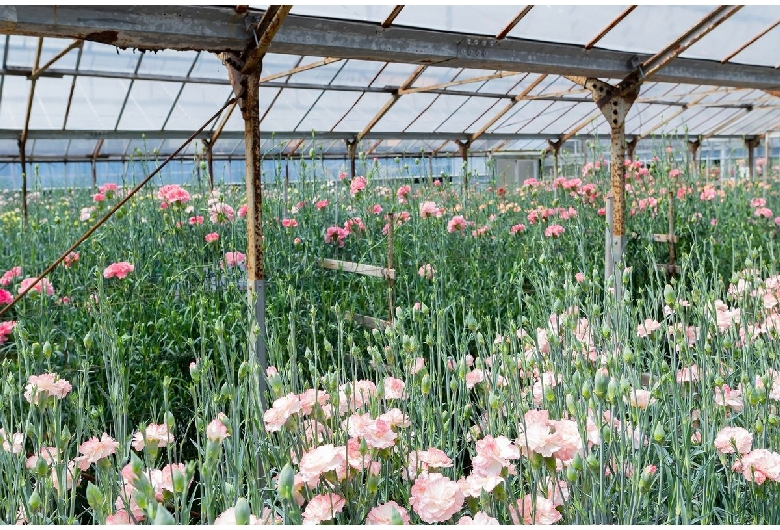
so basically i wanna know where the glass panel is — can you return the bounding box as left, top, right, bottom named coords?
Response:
left=405, top=94, right=472, bottom=132
left=100, top=140, right=131, bottom=158
left=295, top=90, right=362, bottom=133
left=725, top=109, right=780, bottom=135
left=29, top=139, right=70, bottom=157
left=117, top=80, right=181, bottom=130
left=260, top=54, right=305, bottom=79
left=524, top=102, right=579, bottom=134
left=332, top=92, right=393, bottom=132
left=624, top=103, right=667, bottom=136
left=0, top=76, right=30, bottom=129
left=477, top=74, right=527, bottom=95
left=330, top=60, right=386, bottom=87
left=6, top=36, right=78, bottom=70
left=79, top=42, right=142, bottom=72
left=66, top=139, right=99, bottom=158
left=66, top=76, right=129, bottom=130
left=435, top=97, right=499, bottom=132
left=213, top=138, right=241, bottom=156
left=410, top=67, right=461, bottom=89
left=489, top=100, right=556, bottom=134
left=598, top=5, right=714, bottom=55
left=289, top=5, right=394, bottom=23
left=371, top=63, right=420, bottom=88
left=542, top=103, right=597, bottom=135
left=189, top=52, right=227, bottom=80
left=286, top=56, right=344, bottom=84
left=260, top=89, right=323, bottom=131
left=392, top=6, right=519, bottom=36
left=510, top=5, right=629, bottom=46
left=28, top=75, right=72, bottom=129
left=372, top=93, right=437, bottom=132
left=680, top=6, right=780, bottom=63
left=137, top=50, right=199, bottom=77
left=164, top=84, right=233, bottom=130
left=465, top=100, right=507, bottom=134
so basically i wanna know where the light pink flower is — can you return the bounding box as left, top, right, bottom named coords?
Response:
left=105, top=510, right=136, bottom=525
left=24, top=373, right=72, bottom=404
left=0, top=429, right=24, bottom=453
left=282, top=218, right=298, bottom=228
left=78, top=433, right=119, bottom=464
left=447, top=215, right=468, bottom=233
left=378, top=408, right=411, bottom=428
left=224, top=251, right=246, bottom=268
left=263, top=393, right=302, bottom=432
left=189, top=215, right=204, bottom=225
left=0, top=266, right=22, bottom=286
left=0, top=320, right=16, bottom=344
left=315, top=199, right=329, bottom=210
left=157, top=184, right=190, bottom=205
left=575, top=272, right=585, bottom=283
left=238, top=204, right=248, bottom=218
left=131, top=423, right=174, bottom=451
left=714, top=426, right=752, bottom=454
left=325, top=226, right=349, bottom=247
left=544, top=224, right=565, bottom=238
left=298, top=444, right=346, bottom=487
left=103, top=262, right=134, bottom=279
left=63, top=252, right=80, bottom=268
left=510, top=223, right=526, bottom=235
left=509, top=494, right=562, bottom=525
left=208, top=202, right=235, bottom=224
left=366, top=500, right=411, bottom=525
left=637, top=319, right=662, bottom=338
left=350, top=176, right=367, bottom=197
left=207, top=414, right=230, bottom=443
left=302, top=493, right=346, bottom=524
left=626, top=388, right=656, bottom=409
left=410, top=472, right=464, bottom=524
left=93, top=193, right=106, bottom=202
left=205, top=232, right=219, bottom=243
left=714, top=384, right=744, bottom=412
left=396, top=185, right=411, bottom=203
left=472, top=435, right=520, bottom=477
left=458, top=512, right=500, bottom=525
left=18, top=277, right=55, bottom=296
left=384, top=377, right=406, bottom=400
left=418, top=264, right=435, bottom=280
left=371, top=204, right=383, bottom=215
left=362, top=418, right=398, bottom=449
left=732, top=449, right=780, bottom=484
left=406, top=448, right=453, bottom=479
left=419, top=201, right=443, bottom=218
left=465, top=369, right=484, bottom=390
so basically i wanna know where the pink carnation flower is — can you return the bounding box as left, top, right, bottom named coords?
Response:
left=24, top=373, right=72, bottom=404
left=447, top=215, right=467, bottom=233
left=103, top=262, right=134, bottom=279
left=544, top=224, right=565, bottom=238
left=714, top=426, right=752, bottom=455
left=302, top=493, right=346, bottom=525
left=410, top=472, right=464, bottom=523
left=205, top=232, right=219, bottom=243
left=18, top=277, right=55, bottom=296
left=224, top=251, right=246, bottom=268
left=131, top=423, right=174, bottom=451
left=366, top=501, right=410, bottom=525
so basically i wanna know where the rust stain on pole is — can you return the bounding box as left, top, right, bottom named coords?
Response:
left=242, top=71, right=263, bottom=283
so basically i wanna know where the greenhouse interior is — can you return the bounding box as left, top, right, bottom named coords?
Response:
left=2, top=4, right=780, bottom=525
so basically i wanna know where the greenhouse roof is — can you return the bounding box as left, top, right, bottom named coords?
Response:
left=0, top=4, right=779, bottom=161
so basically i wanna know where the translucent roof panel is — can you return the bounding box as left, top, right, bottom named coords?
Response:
left=330, top=60, right=386, bottom=87
left=65, top=76, right=130, bottom=130
left=509, top=5, right=630, bottom=46
left=6, top=36, right=81, bottom=70
left=260, top=88, right=323, bottom=130
left=435, top=97, right=499, bottom=133
left=0, top=76, right=31, bottom=130
left=294, top=90, right=362, bottom=133
left=391, top=5, right=519, bottom=36
left=288, top=5, right=394, bottom=24
left=164, top=84, right=233, bottom=130
left=28, top=76, right=73, bottom=130
left=372, top=93, right=438, bottom=132
left=78, top=42, right=142, bottom=73
left=679, top=6, right=780, bottom=64
left=138, top=50, right=200, bottom=77
left=67, top=139, right=100, bottom=158
left=116, top=81, right=181, bottom=131
left=285, top=56, right=344, bottom=84
left=332, top=92, right=393, bottom=132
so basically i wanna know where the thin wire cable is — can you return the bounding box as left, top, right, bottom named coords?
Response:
left=0, top=97, right=238, bottom=319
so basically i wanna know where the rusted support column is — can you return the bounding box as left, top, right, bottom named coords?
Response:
left=547, top=138, right=563, bottom=179
left=18, top=138, right=27, bottom=221
left=688, top=138, right=701, bottom=179
left=240, top=70, right=268, bottom=384
left=626, top=136, right=638, bottom=162
left=457, top=140, right=470, bottom=199
left=746, top=137, right=759, bottom=179
left=586, top=78, right=639, bottom=299
left=203, top=138, right=215, bottom=189
left=346, top=139, right=357, bottom=179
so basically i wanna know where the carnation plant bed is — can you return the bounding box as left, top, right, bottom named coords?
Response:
left=1, top=156, right=780, bottom=524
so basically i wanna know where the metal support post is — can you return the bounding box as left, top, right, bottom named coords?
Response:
left=746, top=137, right=759, bottom=179
left=457, top=140, right=470, bottom=199
left=586, top=78, right=639, bottom=300
left=688, top=138, right=701, bottom=179
left=346, top=139, right=357, bottom=179
left=626, top=136, right=638, bottom=162
left=18, top=138, right=27, bottom=221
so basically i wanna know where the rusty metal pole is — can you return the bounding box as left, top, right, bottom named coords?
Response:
left=458, top=140, right=470, bottom=200
left=587, top=79, right=639, bottom=300
left=626, top=136, right=638, bottom=162
left=241, top=71, right=267, bottom=403
left=347, top=139, right=357, bottom=180
left=205, top=139, right=215, bottom=190
left=18, top=138, right=27, bottom=222
left=746, top=137, right=758, bottom=180
left=688, top=139, right=701, bottom=179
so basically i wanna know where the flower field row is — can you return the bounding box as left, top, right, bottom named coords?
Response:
left=1, top=151, right=780, bottom=524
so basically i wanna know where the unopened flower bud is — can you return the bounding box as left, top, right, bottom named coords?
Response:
left=277, top=463, right=295, bottom=502
left=234, top=498, right=251, bottom=525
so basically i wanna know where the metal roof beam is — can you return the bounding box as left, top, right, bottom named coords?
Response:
left=381, top=6, right=404, bottom=29
left=722, top=19, right=780, bottom=64
left=1, top=6, right=779, bottom=90
left=398, top=70, right=521, bottom=96
left=29, top=39, right=83, bottom=81
left=585, top=6, right=636, bottom=50
left=356, top=66, right=425, bottom=143
left=496, top=6, right=533, bottom=40
left=469, top=74, right=547, bottom=143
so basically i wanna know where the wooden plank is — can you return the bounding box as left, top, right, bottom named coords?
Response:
left=656, top=263, right=680, bottom=275
left=345, top=312, right=390, bottom=330
left=653, top=234, right=678, bottom=243
left=321, top=258, right=396, bottom=280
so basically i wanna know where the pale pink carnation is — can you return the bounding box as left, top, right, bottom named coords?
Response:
left=509, top=494, right=562, bottom=525
left=544, top=224, right=565, bottom=238
left=447, top=215, right=468, bottom=233
left=637, top=318, right=662, bottom=338
left=714, top=426, right=753, bottom=454
left=18, top=277, right=54, bottom=296
left=131, top=423, right=174, bottom=451
left=366, top=500, right=410, bottom=525
left=350, top=176, right=367, bottom=196
left=207, top=414, right=230, bottom=443
left=472, top=435, right=520, bottom=477
left=419, top=201, right=443, bottom=218
left=263, top=393, right=302, bottom=432
left=298, top=444, right=346, bottom=487
left=410, top=472, right=464, bottom=524
left=458, top=512, right=500, bottom=525
left=384, top=377, right=407, bottom=400
left=303, top=493, right=346, bottom=525
left=24, top=373, right=72, bottom=404
left=78, top=433, right=119, bottom=464
left=224, top=251, right=246, bottom=268
left=205, top=232, right=219, bottom=243
left=732, top=449, right=780, bottom=484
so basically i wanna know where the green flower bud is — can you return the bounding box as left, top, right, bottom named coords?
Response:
left=664, top=284, right=675, bottom=305
left=42, top=341, right=53, bottom=358
left=653, top=423, right=665, bottom=442
left=154, top=505, right=176, bottom=525
left=277, top=463, right=295, bottom=502
left=83, top=331, right=94, bottom=351
left=28, top=490, right=42, bottom=512
left=234, top=498, right=251, bottom=525
left=86, top=482, right=105, bottom=511
left=421, top=375, right=431, bottom=395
